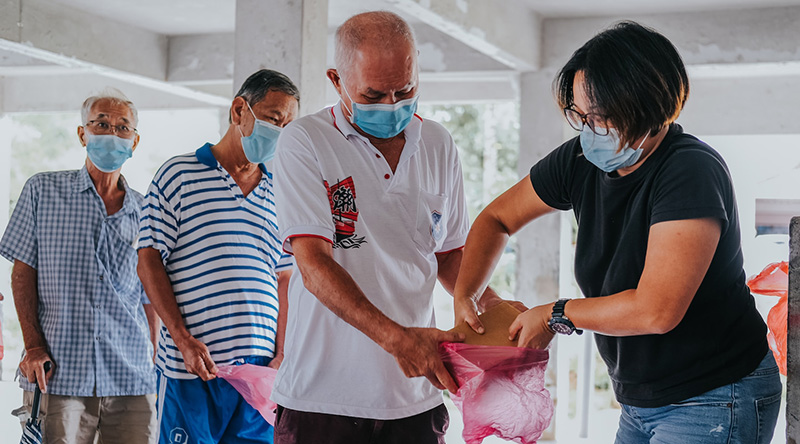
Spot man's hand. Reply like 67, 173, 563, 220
509, 304, 556, 349
385, 327, 465, 393
174, 335, 217, 381
19, 347, 54, 393
267, 352, 284, 370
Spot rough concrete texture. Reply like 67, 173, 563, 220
788, 217, 800, 442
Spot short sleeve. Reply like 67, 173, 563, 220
274, 124, 336, 254
650, 147, 730, 228
529, 138, 581, 211
275, 252, 294, 271
0, 177, 39, 268
138, 163, 181, 261
438, 135, 469, 253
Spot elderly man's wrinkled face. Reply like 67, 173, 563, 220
336, 41, 418, 112
79, 98, 139, 147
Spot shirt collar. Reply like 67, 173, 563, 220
330, 101, 423, 146
73, 166, 138, 215
73, 165, 94, 193
195, 142, 268, 174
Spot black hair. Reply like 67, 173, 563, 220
230, 69, 300, 123
555, 21, 689, 147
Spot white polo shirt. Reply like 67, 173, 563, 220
272, 103, 469, 419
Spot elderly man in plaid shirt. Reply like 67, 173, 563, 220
0, 88, 158, 444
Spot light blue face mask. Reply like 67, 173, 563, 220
85, 132, 134, 173
239, 101, 282, 164
342, 83, 419, 139
580, 127, 648, 173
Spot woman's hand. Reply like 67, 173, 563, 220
509, 304, 556, 349
454, 295, 484, 334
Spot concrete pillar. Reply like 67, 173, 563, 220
788, 217, 800, 443
234, 0, 328, 116
516, 69, 564, 307
518, 69, 567, 442
0, 78, 8, 379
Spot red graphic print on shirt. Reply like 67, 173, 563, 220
324, 177, 367, 249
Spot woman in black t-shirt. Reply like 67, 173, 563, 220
453, 21, 781, 443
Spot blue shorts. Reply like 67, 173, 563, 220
156, 356, 274, 444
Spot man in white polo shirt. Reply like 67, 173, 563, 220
272, 11, 517, 444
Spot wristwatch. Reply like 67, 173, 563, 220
548, 299, 583, 335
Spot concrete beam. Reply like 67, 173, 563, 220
0, 0, 229, 108
2, 74, 224, 113
680, 75, 800, 135
542, 6, 800, 69
386, 0, 541, 71
168, 33, 234, 85
1, 0, 168, 81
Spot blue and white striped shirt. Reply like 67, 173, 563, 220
0, 167, 155, 396
138, 143, 290, 379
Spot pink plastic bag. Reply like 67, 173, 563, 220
440, 342, 553, 444
747, 261, 788, 375
216, 364, 278, 425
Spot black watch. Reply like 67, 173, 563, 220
548, 299, 583, 335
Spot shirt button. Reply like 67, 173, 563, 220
95, 305, 101, 309
95, 336, 100, 341
384, 174, 390, 179
98, 275, 104, 281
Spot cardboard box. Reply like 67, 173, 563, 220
449, 301, 522, 347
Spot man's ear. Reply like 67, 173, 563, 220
326, 69, 341, 93
77, 126, 87, 147
131, 133, 141, 152
230, 96, 247, 126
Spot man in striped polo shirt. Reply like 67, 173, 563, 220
137, 69, 299, 444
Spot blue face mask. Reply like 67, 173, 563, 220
85, 132, 134, 173
239, 102, 282, 164
580, 127, 648, 173
342, 84, 419, 139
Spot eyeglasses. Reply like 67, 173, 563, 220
85, 120, 137, 138
563, 107, 610, 136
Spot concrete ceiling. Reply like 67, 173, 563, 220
45, 0, 800, 36
2, 0, 800, 113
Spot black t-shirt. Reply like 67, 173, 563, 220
530, 124, 768, 407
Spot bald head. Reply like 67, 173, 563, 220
334, 11, 416, 80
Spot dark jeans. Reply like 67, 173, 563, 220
273, 404, 449, 444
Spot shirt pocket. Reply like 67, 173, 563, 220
412, 190, 449, 254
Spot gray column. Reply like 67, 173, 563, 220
234, 0, 329, 115
516, 69, 564, 307
788, 217, 800, 443
518, 69, 567, 442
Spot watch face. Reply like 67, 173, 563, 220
549, 319, 574, 335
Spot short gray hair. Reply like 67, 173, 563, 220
81, 87, 138, 127
334, 11, 416, 80
230, 69, 300, 124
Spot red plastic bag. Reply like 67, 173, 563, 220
440, 342, 553, 444
216, 364, 278, 425
747, 261, 788, 375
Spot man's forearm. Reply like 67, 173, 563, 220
11, 260, 47, 350
137, 248, 191, 344
293, 239, 405, 352
273, 269, 291, 361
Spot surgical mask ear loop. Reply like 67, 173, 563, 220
237, 100, 258, 138
339, 78, 357, 122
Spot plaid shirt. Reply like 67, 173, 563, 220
0, 167, 156, 397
